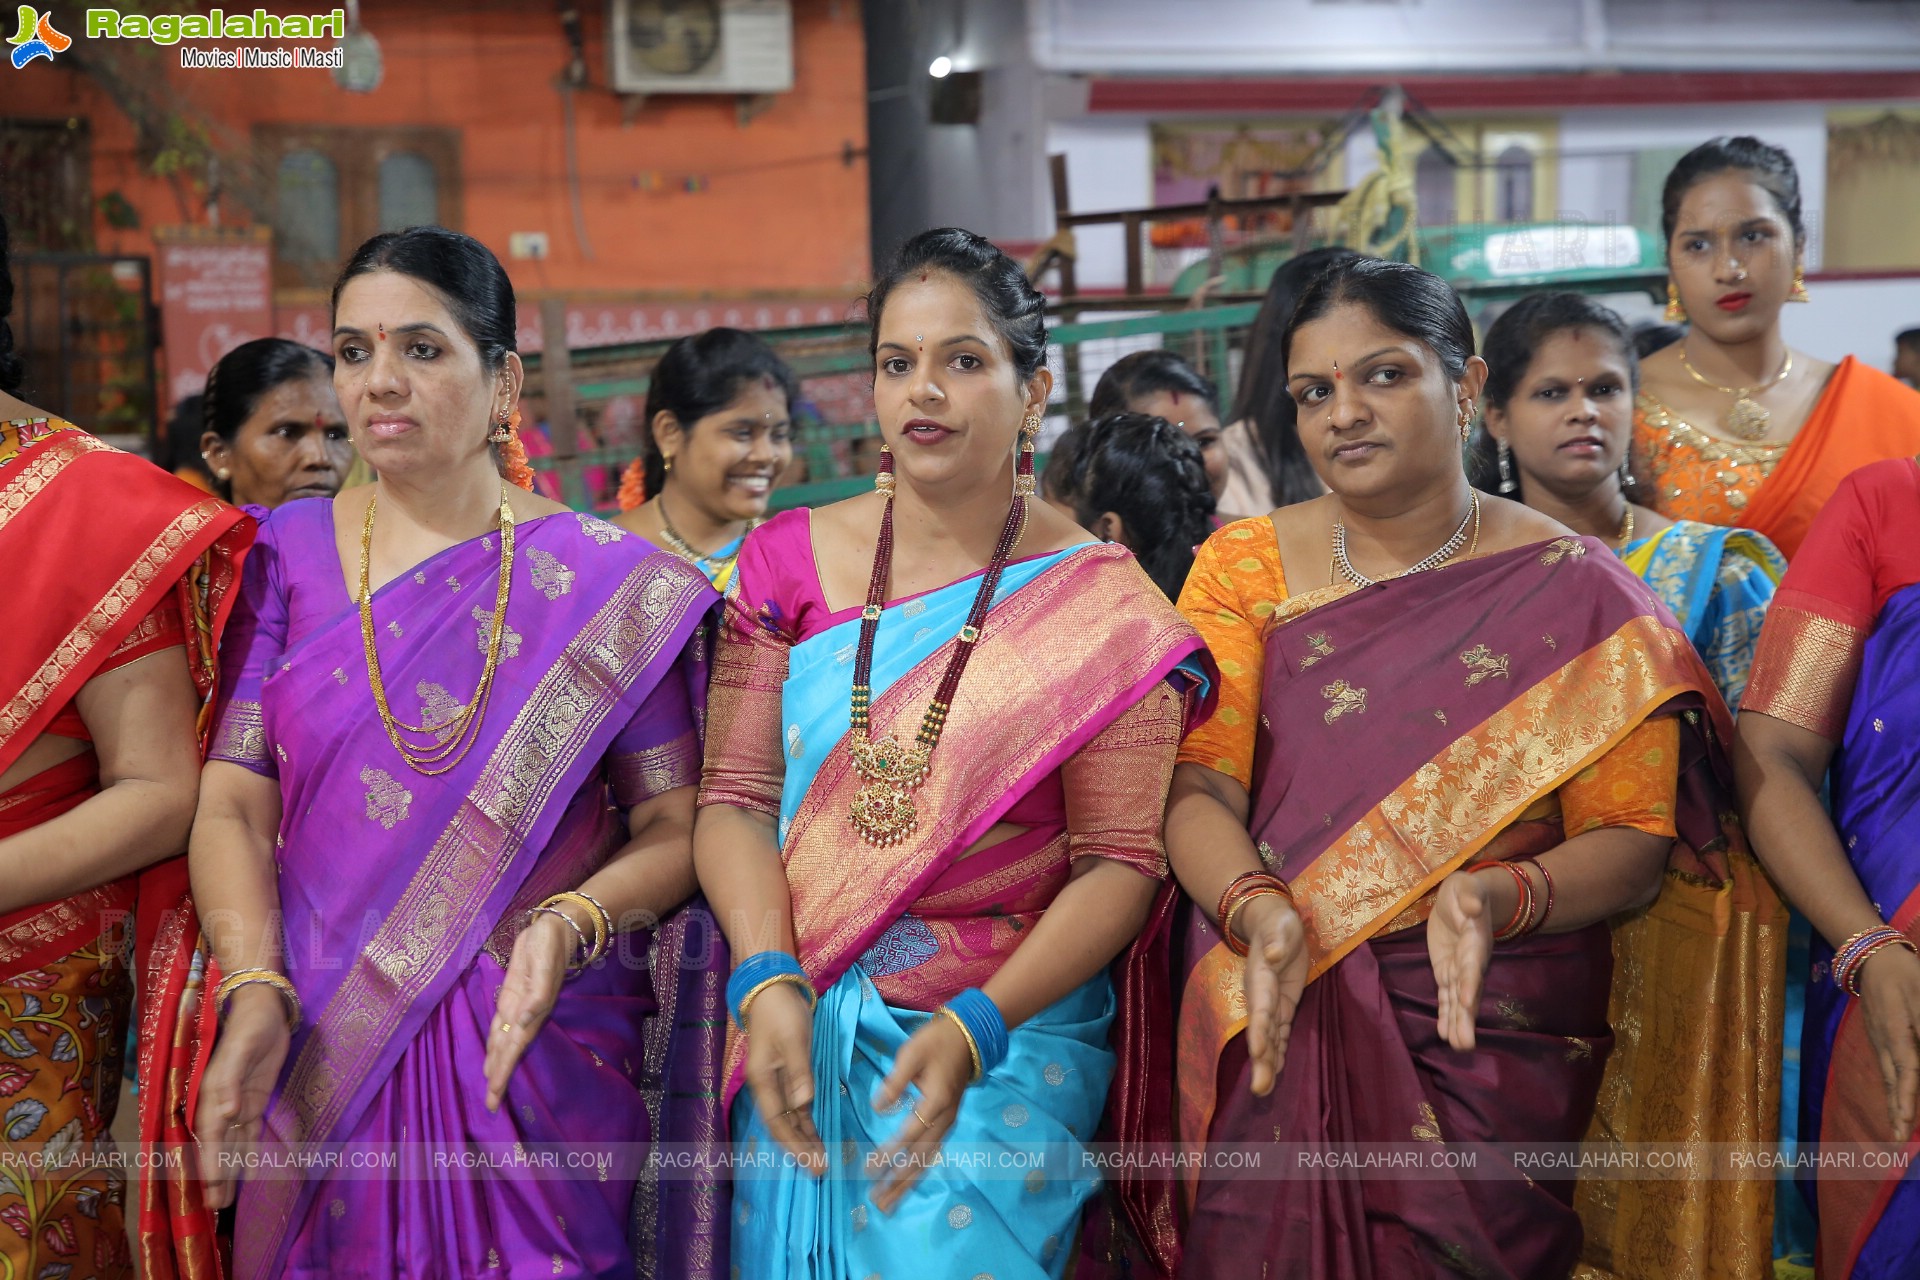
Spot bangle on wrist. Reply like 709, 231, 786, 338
937, 988, 1009, 1083
531, 906, 592, 971
727, 951, 815, 1029
214, 968, 303, 1032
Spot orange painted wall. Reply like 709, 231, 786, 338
12, 0, 870, 299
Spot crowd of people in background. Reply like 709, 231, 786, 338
3, 133, 1920, 1280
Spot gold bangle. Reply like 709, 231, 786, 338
1223, 886, 1290, 952
735, 972, 815, 1028
214, 968, 303, 1032
937, 1006, 985, 1082
540, 892, 608, 964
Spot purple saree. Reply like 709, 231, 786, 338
203, 500, 726, 1279
1177, 536, 1739, 1280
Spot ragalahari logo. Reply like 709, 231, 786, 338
9, 7, 71, 67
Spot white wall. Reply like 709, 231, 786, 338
1040, 119, 1154, 288
1030, 0, 1920, 72
1782, 278, 1920, 373
924, 0, 1048, 242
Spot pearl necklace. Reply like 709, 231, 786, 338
1332, 492, 1480, 588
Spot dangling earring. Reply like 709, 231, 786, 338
1457, 401, 1474, 445
1619, 461, 1636, 492
1013, 412, 1041, 499
1665, 280, 1687, 324
488, 410, 511, 444
663, 453, 675, 477
875, 446, 895, 498
1497, 439, 1517, 494
1789, 263, 1810, 303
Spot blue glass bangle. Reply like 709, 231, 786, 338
727, 951, 810, 1028
941, 988, 1009, 1078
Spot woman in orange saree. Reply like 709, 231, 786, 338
0, 215, 252, 1280
1169, 257, 1758, 1279
1632, 136, 1920, 561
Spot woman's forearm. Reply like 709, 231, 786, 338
1528, 826, 1671, 932
1736, 716, 1886, 947
574, 786, 699, 934
1164, 763, 1265, 929
190, 809, 287, 976
693, 803, 798, 960
981, 858, 1157, 1028
0, 773, 198, 913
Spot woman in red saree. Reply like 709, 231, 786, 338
0, 213, 252, 1280
1169, 257, 1757, 1278
1737, 457, 1920, 1280
1632, 136, 1920, 561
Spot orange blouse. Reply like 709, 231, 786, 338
1175, 516, 1679, 837
1632, 394, 1787, 527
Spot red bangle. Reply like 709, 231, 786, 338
1222, 886, 1290, 957
1216, 872, 1292, 956
1471, 861, 1532, 941
1528, 859, 1555, 934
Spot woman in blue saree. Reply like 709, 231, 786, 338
1739, 456, 1920, 1280
1474, 291, 1788, 1277
693, 229, 1209, 1278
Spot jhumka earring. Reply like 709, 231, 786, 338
875, 446, 895, 498
488, 410, 511, 444
1497, 440, 1517, 494
1788, 263, 1810, 304
1665, 281, 1687, 324
1013, 412, 1041, 498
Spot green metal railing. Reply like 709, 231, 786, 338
522, 303, 1262, 516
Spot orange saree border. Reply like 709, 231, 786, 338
1175, 612, 1704, 1159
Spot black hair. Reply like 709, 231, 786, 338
1088, 349, 1219, 422
1630, 320, 1686, 360
865, 227, 1048, 382
0, 210, 23, 394
1468, 292, 1637, 495
1070, 411, 1216, 601
203, 338, 335, 445
1283, 255, 1475, 382
162, 393, 213, 480
1040, 421, 1087, 503
640, 327, 800, 497
1661, 136, 1805, 248
1897, 327, 1920, 351
1235, 246, 1363, 508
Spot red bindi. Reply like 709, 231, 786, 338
377, 323, 386, 341
1169, 390, 1181, 405
919, 272, 929, 282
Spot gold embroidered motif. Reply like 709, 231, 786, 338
447, 576, 462, 593
212, 699, 269, 765
330, 1198, 345, 1218
488, 1249, 499, 1269
1540, 537, 1587, 565
361, 767, 413, 829
1256, 841, 1277, 868
1320, 679, 1368, 724
1413, 1102, 1443, 1143
1564, 1036, 1593, 1062
333, 667, 348, 684
416, 682, 466, 727
471, 605, 524, 659
413, 571, 426, 585
387, 620, 404, 638
1875, 718, 1885, 732
1460, 644, 1511, 687
1497, 997, 1536, 1029
1299, 632, 1335, 669
1434, 709, 1448, 725
576, 513, 626, 544
609, 730, 701, 806
528, 547, 576, 600
1543, 634, 1557, 650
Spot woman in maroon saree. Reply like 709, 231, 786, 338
1167, 257, 1755, 1278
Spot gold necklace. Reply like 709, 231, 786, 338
655, 493, 750, 580
1616, 503, 1636, 552
360, 483, 516, 776
1677, 345, 1793, 442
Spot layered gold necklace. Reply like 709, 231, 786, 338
359, 482, 516, 776
655, 493, 751, 582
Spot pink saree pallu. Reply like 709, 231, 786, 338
1177, 537, 1754, 1280
199, 501, 726, 1280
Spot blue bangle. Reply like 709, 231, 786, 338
941, 988, 1010, 1078
727, 951, 810, 1028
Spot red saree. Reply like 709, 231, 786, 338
0, 417, 250, 1280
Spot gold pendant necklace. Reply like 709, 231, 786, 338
655, 493, 750, 580
1678, 345, 1793, 442
360, 482, 516, 776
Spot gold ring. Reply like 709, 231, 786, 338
911, 1105, 932, 1129
497, 1022, 514, 1034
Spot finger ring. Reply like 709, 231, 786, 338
911, 1105, 932, 1129
497, 1022, 514, 1034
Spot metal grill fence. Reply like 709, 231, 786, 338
520, 303, 1262, 517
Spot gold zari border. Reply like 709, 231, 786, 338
1742, 603, 1865, 742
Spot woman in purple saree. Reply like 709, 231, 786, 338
1166, 258, 1759, 1279
186, 229, 728, 1279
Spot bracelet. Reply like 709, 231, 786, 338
939, 988, 1009, 1082
937, 1006, 985, 1081
1223, 887, 1292, 958
214, 968, 303, 1032
1832, 926, 1918, 997
531, 906, 591, 970
1528, 860, 1555, 934
575, 891, 615, 945
540, 892, 609, 965
1471, 861, 1534, 942
727, 951, 815, 1028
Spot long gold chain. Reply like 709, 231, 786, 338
359, 482, 516, 776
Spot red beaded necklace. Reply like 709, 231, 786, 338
847, 462, 1029, 846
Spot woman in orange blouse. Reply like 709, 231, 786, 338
1633, 136, 1920, 560
1168, 255, 1766, 1279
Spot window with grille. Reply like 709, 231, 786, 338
256, 126, 461, 288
